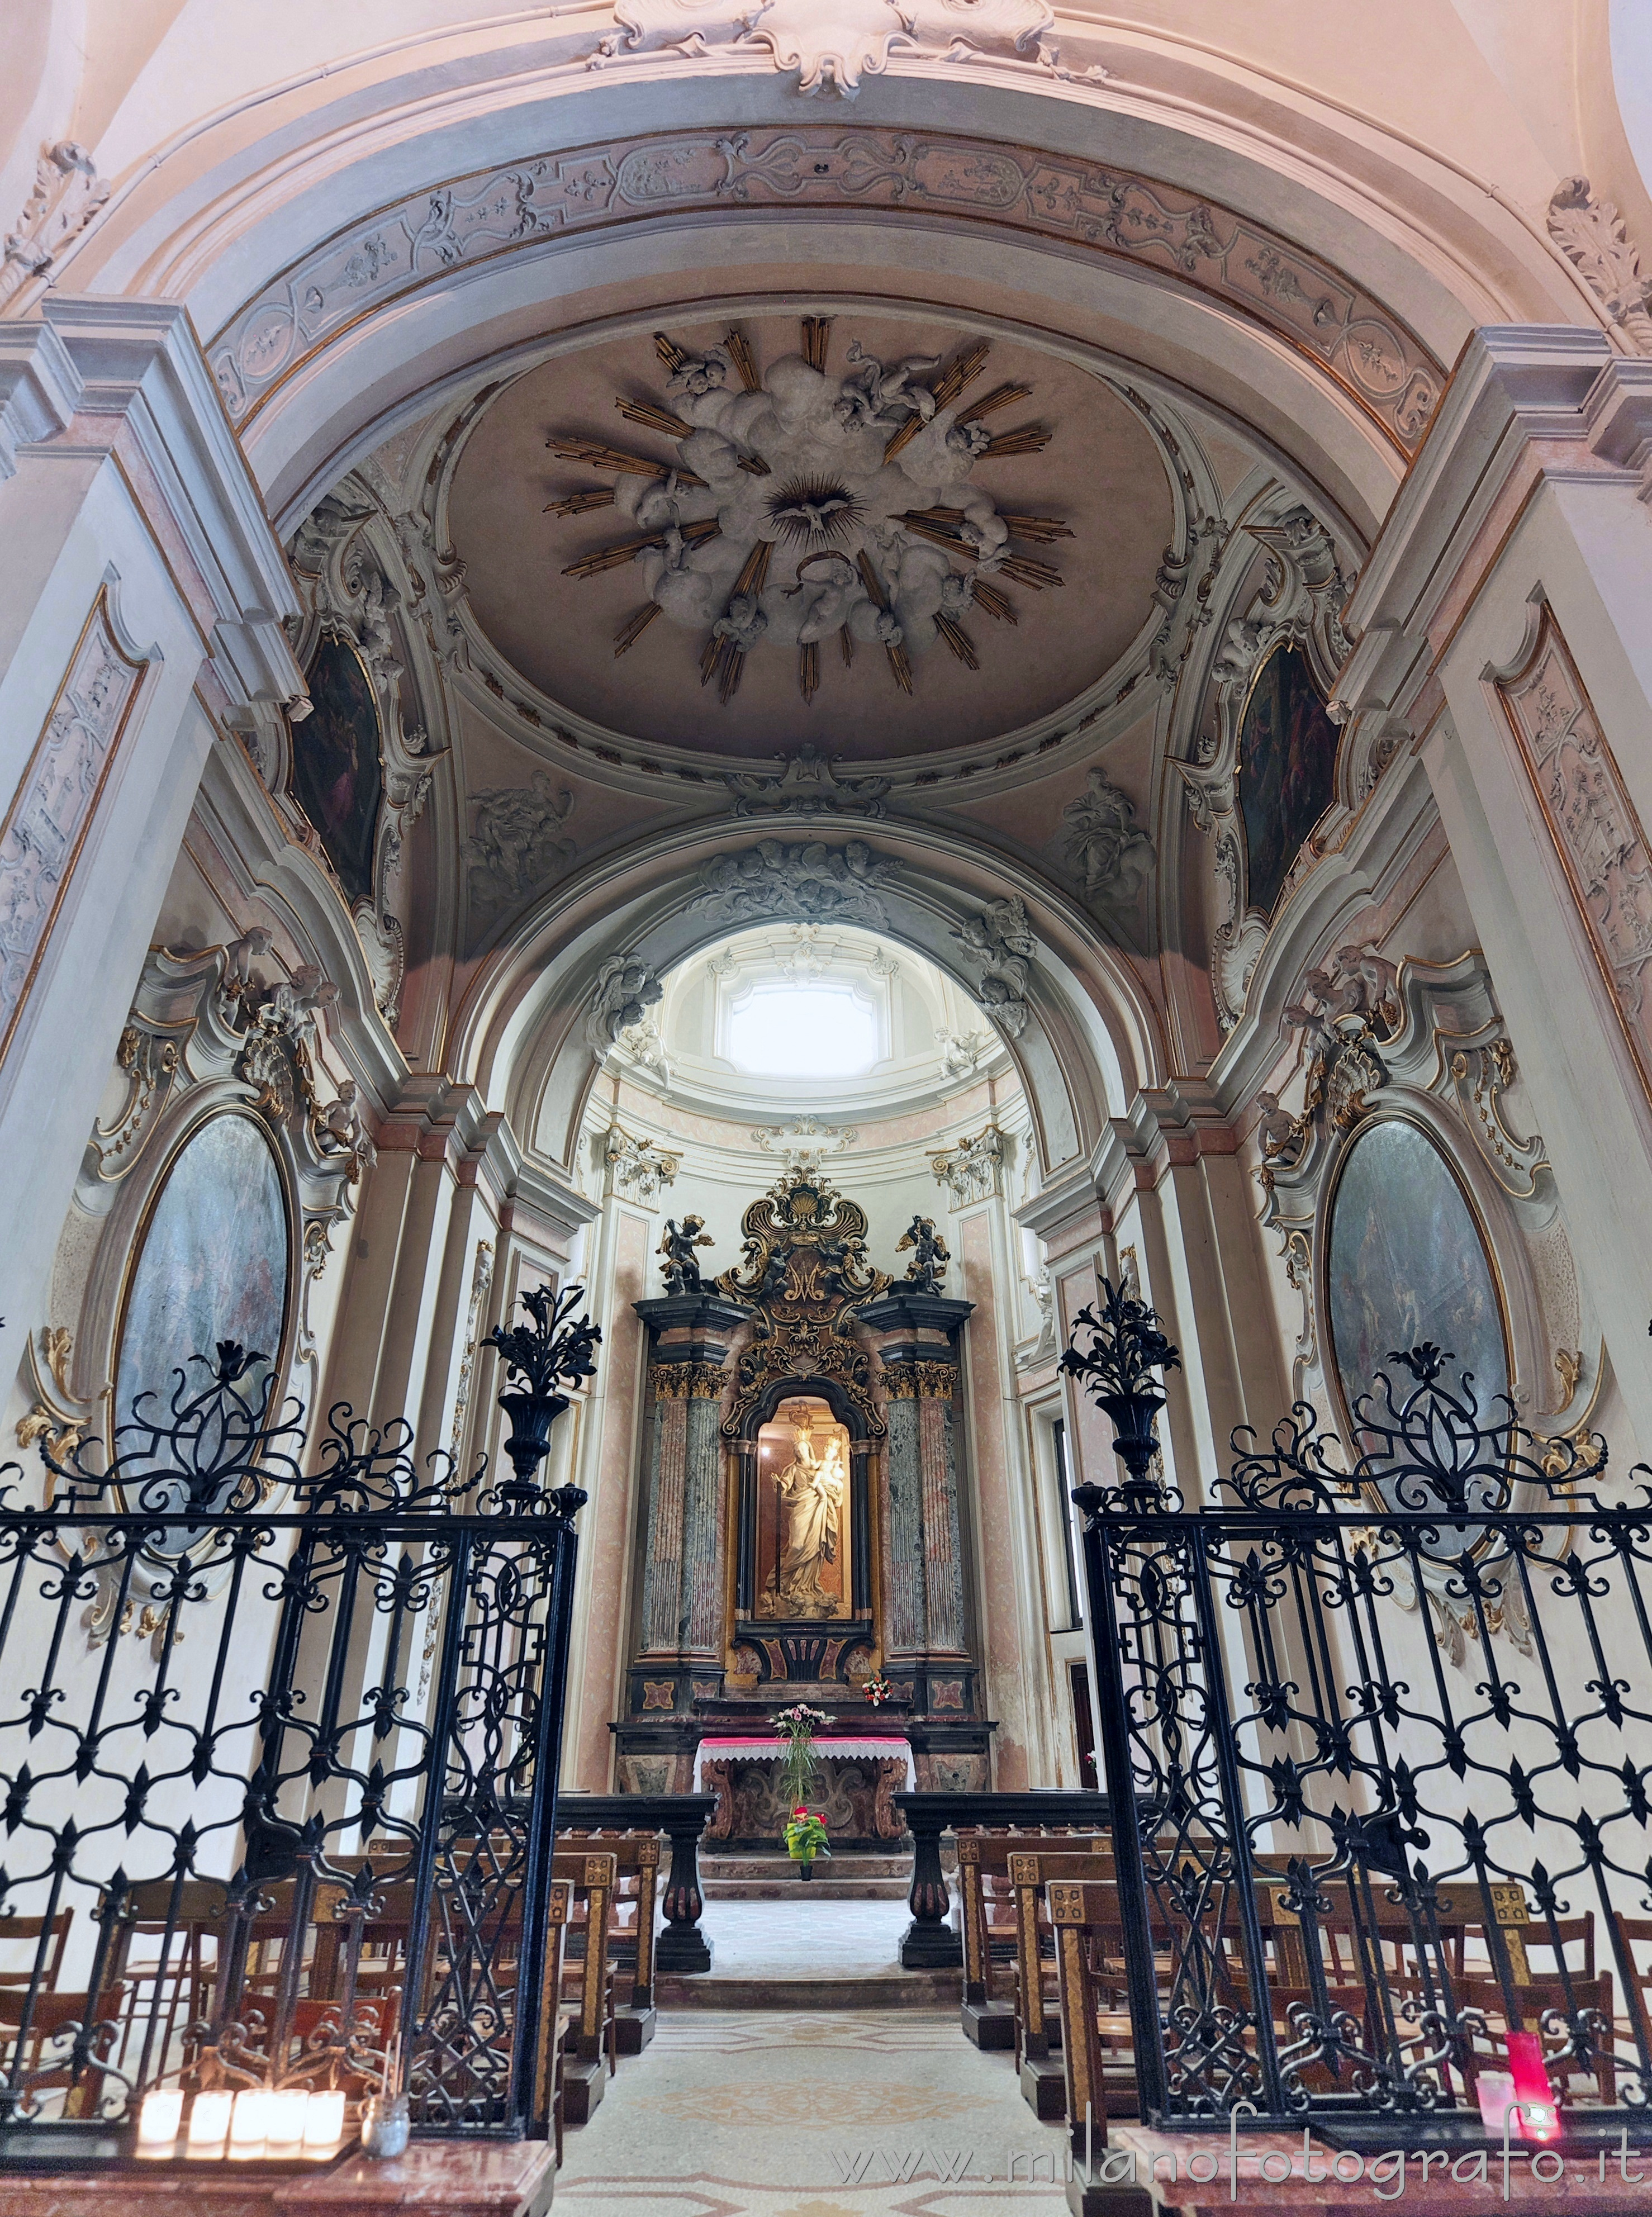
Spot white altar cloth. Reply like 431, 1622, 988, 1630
692, 1734, 914, 1792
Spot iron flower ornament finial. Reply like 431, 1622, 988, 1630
485, 1282, 601, 1507
1061, 1276, 1181, 1498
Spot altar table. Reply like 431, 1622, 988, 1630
694, 1734, 914, 1841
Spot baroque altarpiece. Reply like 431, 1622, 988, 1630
614, 1172, 992, 1839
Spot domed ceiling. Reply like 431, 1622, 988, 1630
446, 312, 1172, 763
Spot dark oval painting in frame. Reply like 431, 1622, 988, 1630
115, 1113, 291, 1427
292, 633, 383, 906
1326, 1116, 1508, 1440
1237, 643, 1340, 920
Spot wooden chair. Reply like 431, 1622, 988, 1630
0, 1983, 129, 2119
0, 1909, 73, 1993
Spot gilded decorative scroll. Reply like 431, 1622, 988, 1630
1493, 602, 1652, 1107
0, 591, 145, 1065
208, 129, 1441, 454
717, 1171, 890, 1437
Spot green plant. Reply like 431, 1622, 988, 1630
784, 1807, 831, 1860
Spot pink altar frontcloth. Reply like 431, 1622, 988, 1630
692, 1734, 914, 1791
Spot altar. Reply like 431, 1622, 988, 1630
694, 1733, 914, 1846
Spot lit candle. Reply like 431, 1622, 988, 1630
1504, 2031, 1560, 2139
186, 2088, 234, 2150
303, 2088, 346, 2151
228, 2087, 273, 2157
136, 2088, 183, 2149
266, 2088, 310, 2154
1474, 2069, 1516, 2135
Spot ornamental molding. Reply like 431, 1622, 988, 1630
1057, 769, 1155, 910
0, 143, 109, 315
587, 953, 666, 1058
1176, 504, 1355, 1032
725, 746, 891, 819
948, 895, 1036, 1037
207, 127, 1442, 458
590, 0, 1053, 94
1490, 595, 1652, 1108
929, 1122, 1005, 1206
0, 588, 146, 1067
751, 1115, 859, 1177
1547, 177, 1652, 354
284, 488, 448, 1028
691, 837, 899, 927
603, 1121, 682, 1203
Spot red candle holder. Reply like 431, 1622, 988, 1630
1504, 2030, 1559, 2139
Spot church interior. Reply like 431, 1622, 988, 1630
8, 5, 1652, 2213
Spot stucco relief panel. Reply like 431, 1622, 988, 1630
208, 128, 1441, 455
0, 592, 145, 1065
1493, 601, 1652, 1109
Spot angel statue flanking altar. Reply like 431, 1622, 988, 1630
658, 1214, 713, 1292
764, 1421, 847, 1618
897, 1213, 950, 1294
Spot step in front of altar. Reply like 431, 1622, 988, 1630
656, 1963, 963, 2009
700, 1848, 912, 1900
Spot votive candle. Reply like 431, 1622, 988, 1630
303, 2088, 346, 2150
228, 2088, 273, 2157
186, 2088, 234, 2149
266, 2088, 310, 2153
136, 2088, 183, 2148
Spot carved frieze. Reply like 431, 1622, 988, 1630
208, 130, 1441, 457
0, 142, 109, 312
692, 838, 898, 928
1492, 599, 1652, 1108
1547, 177, 1652, 354
725, 747, 891, 819
0, 591, 145, 1065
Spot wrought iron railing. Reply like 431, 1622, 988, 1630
0, 1283, 597, 2152
1066, 1295, 1652, 2147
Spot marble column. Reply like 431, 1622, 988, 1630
626, 1294, 748, 1727
917, 1385, 965, 1654
882, 1387, 928, 1655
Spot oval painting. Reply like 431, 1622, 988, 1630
1326, 1117, 1508, 1435
115, 1113, 290, 1427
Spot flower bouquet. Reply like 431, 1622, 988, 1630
772, 1701, 831, 1808
784, 1806, 832, 1879
861, 1672, 893, 1708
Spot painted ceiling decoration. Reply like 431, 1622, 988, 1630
207, 127, 1442, 455
548, 319, 1068, 706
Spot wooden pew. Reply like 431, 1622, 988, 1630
955, 1832, 1108, 2049
1048, 1878, 1138, 2150
557, 1829, 661, 2055
1009, 1847, 1116, 2118
553, 1849, 617, 2126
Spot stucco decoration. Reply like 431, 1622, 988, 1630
1059, 770, 1155, 907
1178, 504, 1352, 1031
692, 838, 898, 927
462, 771, 576, 919
725, 746, 890, 818
1491, 596, 1652, 1107
590, 0, 1052, 93
930, 1123, 1004, 1206
0, 589, 146, 1067
751, 1116, 858, 1177
208, 128, 1441, 458
1254, 950, 1579, 1664
286, 486, 443, 1028
1547, 177, 1652, 354
949, 894, 1036, 1037
603, 1122, 681, 1202
545, 321, 1071, 708
27, 938, 365, 1501
587, 955, 666, 1058
0, 143, 109, 313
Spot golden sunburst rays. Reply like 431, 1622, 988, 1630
857, 550, 913, 695
701, 542, 773, 705
614, 603, 663, 657
561, 516, 721, 580
882, 338, 990, 462
547, 327, 1065, 697
896, 509, 1066, 592
543, 487, 615, 517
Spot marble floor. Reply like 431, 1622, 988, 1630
695, 1897, 917, 1978
554, 2009, 1070, 2217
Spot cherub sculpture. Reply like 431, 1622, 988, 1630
658, 1215, 713, 1294
897, 1214, 950, 1295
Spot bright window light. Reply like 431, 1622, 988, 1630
725, 982, 879, 1076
